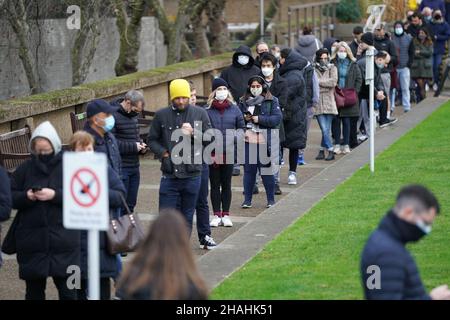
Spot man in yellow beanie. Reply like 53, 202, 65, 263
148, 78, 212, 234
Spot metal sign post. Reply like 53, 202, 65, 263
260, 0, 265, 41
366, 47, 375, 173
63, 152, 109, 300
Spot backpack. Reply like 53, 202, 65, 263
300, 63, 315, 108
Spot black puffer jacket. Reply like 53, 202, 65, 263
220, 46, 261, 101
361, 210, 431, 300
373, 34, 398, 73
279, 50, 308, 150
265, 71, 288, 143
11, 153, 80, 280
111, 98, 140, 168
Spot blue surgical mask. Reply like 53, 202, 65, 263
416, 219, 432, 235
424, 16, 432, 22
102, 115, 115, 132
376, 63, 385, 69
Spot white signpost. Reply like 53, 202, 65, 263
364, 4, 386, 173
63, 152, 109, 300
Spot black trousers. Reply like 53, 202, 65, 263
209, 164, 234, 214
76, 278, 111, 300
349, 117, 359, 148
288, 148, 299, 173
25, 277, 77, 300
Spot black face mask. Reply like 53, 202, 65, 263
129, 110, 140, 117
391, 212, 426, 243
38, 153, 54, 164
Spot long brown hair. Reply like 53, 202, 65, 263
117, 210, 208, 299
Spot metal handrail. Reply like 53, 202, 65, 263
288, 0, 340, 11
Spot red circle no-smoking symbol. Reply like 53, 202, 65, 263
70, 168, 101, 208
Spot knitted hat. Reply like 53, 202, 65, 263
169, 79, 191, 100
361, 32, 374, 46
212, 78, 229, 91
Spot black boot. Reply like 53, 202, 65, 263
325, 150, 335, 161
274, 184, 282, 195
315, 150, 325, 160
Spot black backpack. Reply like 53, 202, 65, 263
300, 63, 315, 108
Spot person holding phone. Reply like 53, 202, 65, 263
148, 79, 212, 234
9, 121, 80, 300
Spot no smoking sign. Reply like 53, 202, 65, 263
63, 152, 109, 231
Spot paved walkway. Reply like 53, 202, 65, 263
0, 93, 448, 299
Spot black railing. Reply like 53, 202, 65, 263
287, 0, 340, 47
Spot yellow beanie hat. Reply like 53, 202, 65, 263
170, 79, 191, 101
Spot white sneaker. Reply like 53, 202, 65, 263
210, 215, 222, 227
343, 145, 351, 154
287, 171, 297, 185
221, 215, 233, 227
425, 83, 430, 92
433, 83, 438, 91
333, 145, 342, 155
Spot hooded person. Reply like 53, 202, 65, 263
220, 45, 261, 102
9, 121, 81, 300
430, 10, 450, 87
278, 48, 308, 185
294, 26, 323, 63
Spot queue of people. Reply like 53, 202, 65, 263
0, 7, 447, 300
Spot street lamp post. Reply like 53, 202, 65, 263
260, 0, 264, 41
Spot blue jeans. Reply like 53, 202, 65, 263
243, 143, 275, 204
316, 114, 334, 150
121, 166, 140, 215
397, 67, 411, 111
433, 54, 444, 85
159, 175, 201, 234
195, 164, 211, 240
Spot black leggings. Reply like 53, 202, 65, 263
25, 277, 77, 300
209, 164, 234, 214
289, 148, 299, 172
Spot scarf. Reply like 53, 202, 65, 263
337, 58, 350, 88
211, 99, 230, 114
315, 62, 329, 73
245, 95, 265, 107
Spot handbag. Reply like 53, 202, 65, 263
335, 87, 358, 109
1, 213, 19, 255
106, 194, 145, 255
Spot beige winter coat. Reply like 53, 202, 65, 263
313, 65, 338, 116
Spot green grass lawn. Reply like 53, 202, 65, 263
212, 101, 450, 300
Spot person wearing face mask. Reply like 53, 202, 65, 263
110, 90, 146, 217
270, 44, 282, 68
392, 21, 415, 113
205, 78, 245, 228
411, 28, 434, 102
407, 12, 435, 38
84, 99, 122, 178
260, 53, 288, 195
69, 131, 126, 300
430, 10, 450, 90
420, 0, 446, 17
278, 48, 308, 186
254, 41, 270, 67
8, 121, 80, 300
221, 45, 260, 177
373, 23, 398, 79
361, 184, 450, 300
148, 79, 212, 234
239, 76, 282, 209
329, 43, 363, 155
422, 6, 434, 24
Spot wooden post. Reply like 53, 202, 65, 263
312, 6, 316, 37
296, 9, 300, 42
319, 5, 323, 42
288, 8, 292, 47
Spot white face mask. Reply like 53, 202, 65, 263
215, 89, 228, 101
337, 52, 347, 60
250, 87, 263, 97
416, 219, 432, 234
274, 52, 281, 59
261, 67, 274, 77
395, 28, 404, 36
237, 55, 250, 66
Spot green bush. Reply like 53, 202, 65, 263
336, 0, 362, 23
